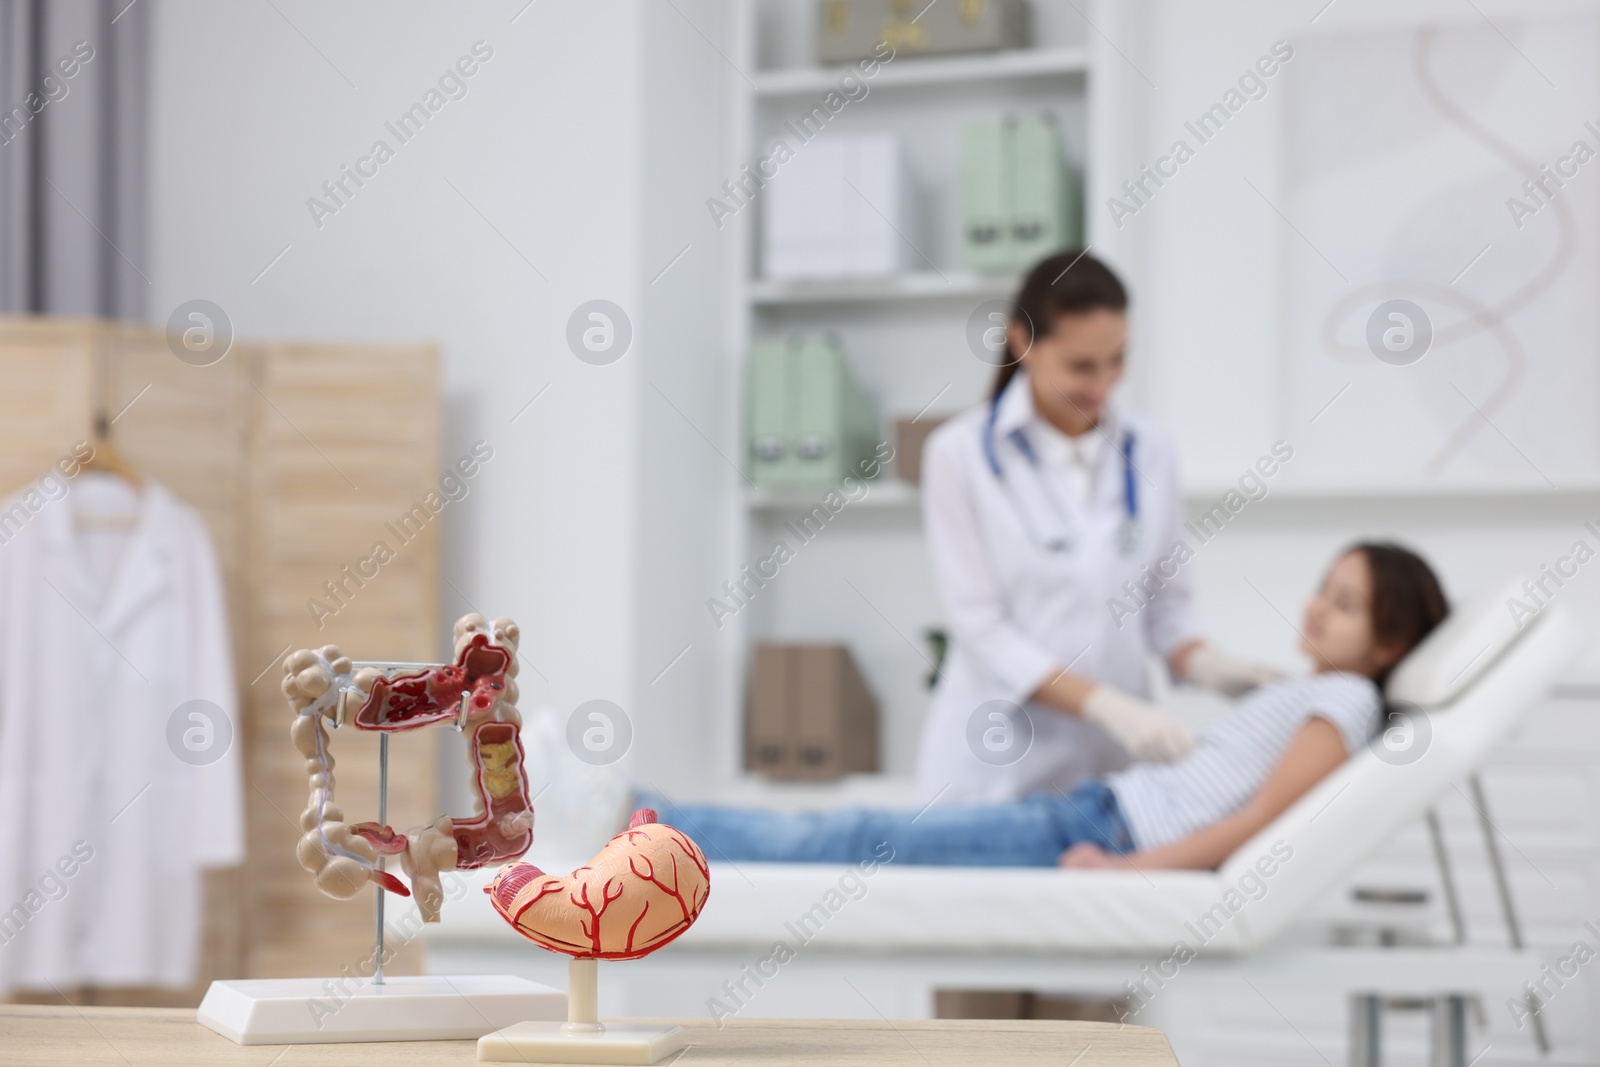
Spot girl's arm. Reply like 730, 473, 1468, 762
1062, 715, 1350, 870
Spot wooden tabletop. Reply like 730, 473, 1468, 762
0, 1005, 1178, 1065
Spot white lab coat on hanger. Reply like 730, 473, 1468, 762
915, 374, 1199, 805
0, 473, 242, 994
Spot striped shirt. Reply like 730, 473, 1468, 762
1107, 672, 1382, 851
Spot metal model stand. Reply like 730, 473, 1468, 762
198, 660, 566, 1045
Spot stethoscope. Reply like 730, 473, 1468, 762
983, 392, 1141, 556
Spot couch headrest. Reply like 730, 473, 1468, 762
1385, 575, 1536, 708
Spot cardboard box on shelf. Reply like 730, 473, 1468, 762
892, 414, 950, 484
746, 643, 793, 776
815, 0, 1030, 64
745, 643, 879, 780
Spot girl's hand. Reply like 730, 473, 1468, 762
1059, 842, 1125, 868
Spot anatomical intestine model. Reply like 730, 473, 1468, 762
283, 613, 535, 922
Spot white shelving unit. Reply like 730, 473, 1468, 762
711, 0, 1117, 801
750, 44, 1089, 96
746, 480, 920, 512
748, 270, 1018, 307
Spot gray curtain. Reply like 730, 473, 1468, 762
0, 0, 148, 319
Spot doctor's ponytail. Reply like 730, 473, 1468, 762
993, 249, 1129, 399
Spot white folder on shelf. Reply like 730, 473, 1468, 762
764, 135, 909, 281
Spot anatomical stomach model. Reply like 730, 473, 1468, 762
484, 807, 710, 960
478, 810, 710, 1062
282, 613, 536, 922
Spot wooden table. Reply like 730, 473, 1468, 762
0, 1005, 1179, 1065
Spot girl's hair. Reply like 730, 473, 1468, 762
1346, 541, 1449, 687
992, 249, 1129, 399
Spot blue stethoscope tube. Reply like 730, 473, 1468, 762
983, 390, 1139, 554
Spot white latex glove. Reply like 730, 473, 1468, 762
1080, 685, 1194, 762
1184, 644, 1286, 699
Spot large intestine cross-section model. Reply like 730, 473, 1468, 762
283, 614, 535, 922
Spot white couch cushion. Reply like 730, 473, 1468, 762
431, 861, 1245, 955
1386, 576, 1532, 708
683, 863, 1243, 954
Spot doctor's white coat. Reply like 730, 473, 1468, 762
0, 474, 243, 994
915, 381, 1199, 805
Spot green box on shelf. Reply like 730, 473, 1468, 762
962, 114, 1083, 274
1010, 113, 1082, 264
747, 334, 880, 490
748, 336, 799, 487
961, 118, 1012, 274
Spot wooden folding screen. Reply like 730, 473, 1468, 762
0, 317, 440, 1001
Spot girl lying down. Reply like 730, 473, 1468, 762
638, 542, 1447, 871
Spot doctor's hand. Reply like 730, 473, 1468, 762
1183, 644, 1286, 699
1080, 685, 1194, 763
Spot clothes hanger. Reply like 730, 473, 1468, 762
74, 412, 143, 530
79, 412, 143, 486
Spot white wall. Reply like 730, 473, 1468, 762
1101, 2, 1600, 1060
147, 1, 729, 805
630, 0, 735, 792
1094, 0, 1600, 682
1112, 0, 1600, 493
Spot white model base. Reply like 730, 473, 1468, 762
477, 1021, 690, 1064
197, 974, 566, 1045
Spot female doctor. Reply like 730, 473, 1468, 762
915, 250, 1278, 805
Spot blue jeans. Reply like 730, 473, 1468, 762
631, 780, 1134, 868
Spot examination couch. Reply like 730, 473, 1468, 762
428, 579, 1583, 1065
